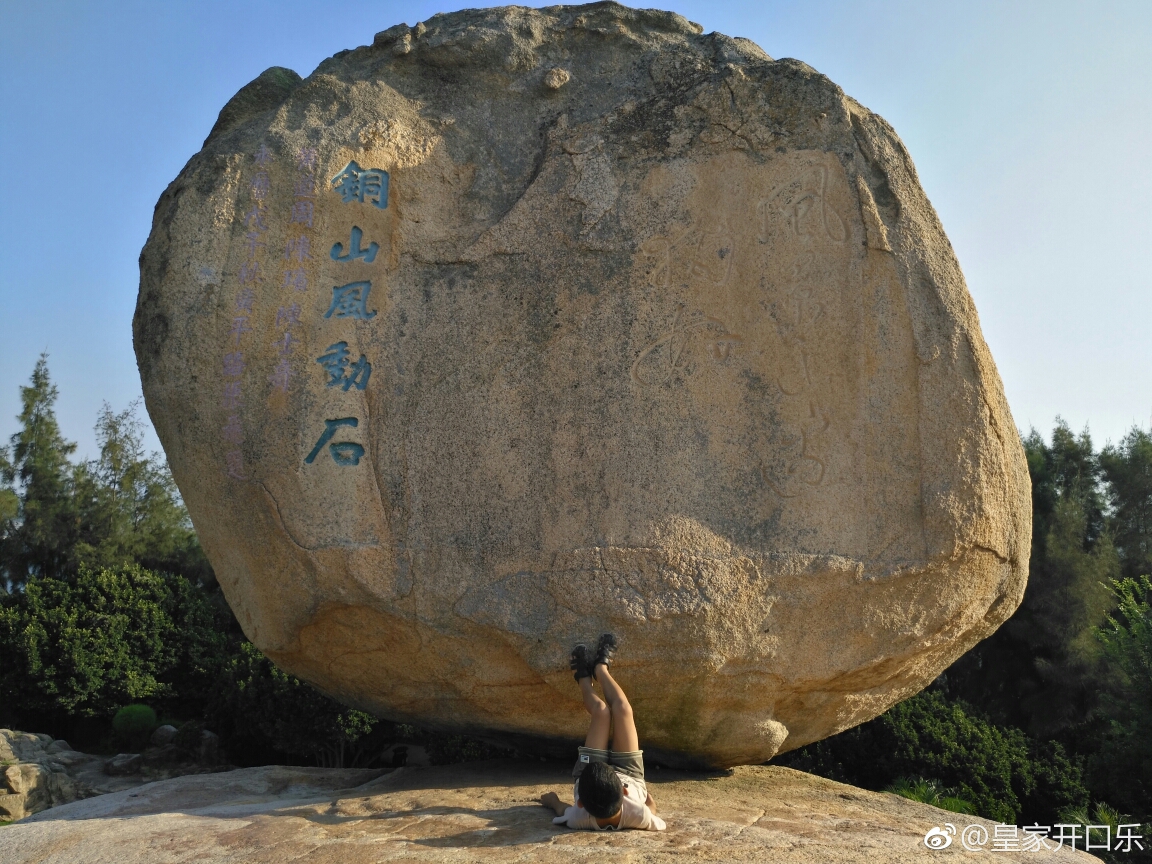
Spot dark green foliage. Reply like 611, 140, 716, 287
424, 733, 511, 766
1088, 576, 1152, 817
1100, 429, 1152, 580
0, 565, 230, 734
201, 642, 511, 768
171, 720, 206, 758
777, 690, 1089, 824
112, 704, 158, 748
1060, 803, 1152, 864
0, 561, 503, 768
946, 421, 1118, 738
205, 641, 385, 768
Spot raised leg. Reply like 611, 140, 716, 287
579, 675, 612, 750
595, 664, 639, 753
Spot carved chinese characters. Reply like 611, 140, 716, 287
217, 146, 388, 474
220, 145, 276, 480
300, 162, 388, 467
623, 151, 915, 552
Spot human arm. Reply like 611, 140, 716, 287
645, 789, 657, 813
539, 791, 570, 816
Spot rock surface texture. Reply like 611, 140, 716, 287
134, 3, 1030, 767
1, 762, 1099, 863
0, 729, 225, 821
0, 732, 78, 822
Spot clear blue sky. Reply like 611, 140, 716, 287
2, 0, 1149, 462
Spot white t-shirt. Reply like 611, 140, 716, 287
553, 773, 667, 831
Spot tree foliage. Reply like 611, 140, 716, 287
0, 355, 80, 585
1100, 429, 1152, 580
0, 357, 210, 590
778, 690, 1088, 824
71, 402, 212, 583
205, 641, 386, 768
1088, 575, 1152, 816
0, 565, 230, 732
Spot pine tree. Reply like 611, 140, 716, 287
1100, 428, 1152, 580
72, 402, 212, 582
0, 355, 81, 588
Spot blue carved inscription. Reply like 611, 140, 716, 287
304, 417, 364, 466
330, 226, 379, 264
325, 281, 377, 320
316, 341, 371, 391
331, 161, 389, 209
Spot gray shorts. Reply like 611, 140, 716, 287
572, 745, 645, 781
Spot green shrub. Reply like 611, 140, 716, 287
1058, 803, 1152, 864
205, 641, 384, 767
0, 565, 231, 735
425, 733, 511, 766
777, 690, 1088, 824
112, 704, 156, 747
885, 776, 976, 814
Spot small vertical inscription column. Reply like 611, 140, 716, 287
222, 144, 274, 480
269, 146, 319, 397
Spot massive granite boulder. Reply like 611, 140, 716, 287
134, 2, 1029, 767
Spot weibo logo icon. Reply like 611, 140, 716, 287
924, 824, 956, 849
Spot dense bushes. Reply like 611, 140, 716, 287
778, 690, 1088, 823
112, 704, 158, 749
205, 641, 382, 767
0, 565, 228, 734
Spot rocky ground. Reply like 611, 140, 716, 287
0, 728, 224, 822
0, 758, 1100, 862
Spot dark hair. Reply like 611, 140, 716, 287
578, 761, 624, 818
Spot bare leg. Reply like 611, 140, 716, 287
594, 664, 639, 753
580, 676, 612, 750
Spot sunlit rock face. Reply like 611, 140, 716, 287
134, 2, 1029, 768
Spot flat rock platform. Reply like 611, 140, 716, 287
1, 760, 1099, 862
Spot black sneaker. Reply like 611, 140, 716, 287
570, 643, 593, 681
593, 632, 618, 672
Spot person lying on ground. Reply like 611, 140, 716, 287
539, 633, 666, 831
